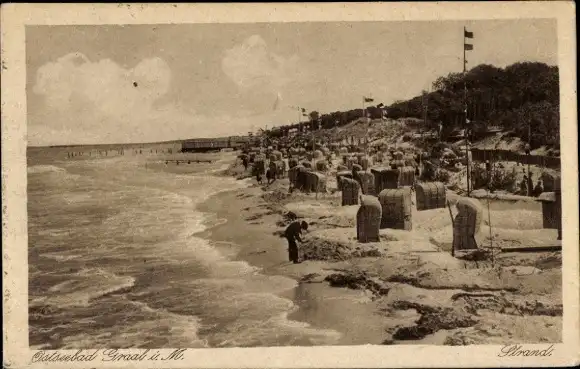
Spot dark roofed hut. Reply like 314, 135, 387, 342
336, 171, 353, 189
304, 172, 327, 194
356, 171, 376, 196
452, 197, 483, 251
416, 182, 446, 210
378, 188, 412, 230
341, 178, 360, 206
371, 167, 398, 193
537, 191, 562, 240
356, 195, 382, 243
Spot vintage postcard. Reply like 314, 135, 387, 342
2, 2, 578, 368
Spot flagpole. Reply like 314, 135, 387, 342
298, 107, 301, 126
363, 96, 370, 157
311, 113, 315, 163
463, 26, 471, 197
422, 90, 427, 139
365, 102, 369, 158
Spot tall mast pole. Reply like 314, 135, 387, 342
362, 96, 365, 121
363, 96, 370, 156
298, 107, 301, 125
527, 122, 531, 196
464, 26, 471, 197
423, 90, 428, 139
363, 96, 367, 156
297, 107, 301, 149
311, 112, 315, 163
361, 97, 365, 153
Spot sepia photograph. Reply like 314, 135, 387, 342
2, 2, 578, 368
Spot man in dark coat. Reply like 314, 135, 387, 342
532, 179, 544, 197
284, 220, 308, 264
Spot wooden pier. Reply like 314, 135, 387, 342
163, 159, 214, 165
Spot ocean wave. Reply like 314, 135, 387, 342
210, 260, 262, 277
30, 343, 54, 350
100, 207, 207, 247
36, 228, 72, 238
271, 311, 343, 345
28, 157, 340, 348
186, 274, 297, 295
28, 165, 66, 174
30, 268, 136, 308
202, 161, 237, 174
201, 214, 229, 230
210, 310, 342, 347
39, 251, 80, 262
58, 298, 208, 349
61, 193, 95, 204
174, 173, 250, 196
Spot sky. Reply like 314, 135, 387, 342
26, 19, 558, 146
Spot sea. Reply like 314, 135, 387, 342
27, 146, 342, 349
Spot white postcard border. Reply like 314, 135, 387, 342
2, 2, 578, 368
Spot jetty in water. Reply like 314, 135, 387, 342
181, 136, 250, 153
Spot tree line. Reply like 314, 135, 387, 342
265, 62, 559, 149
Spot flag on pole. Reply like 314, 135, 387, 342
273, 92, 282, 110
464, 43, 473, 51
464, 30, 474, 38
363, 96, 374, 103
301, 108, 306, 113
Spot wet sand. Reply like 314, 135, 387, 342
195, 165, 562, 346
196, 184, 389, 345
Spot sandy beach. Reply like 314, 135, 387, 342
196, 161, 563, 346
197, 184, 392, 345
26, 146, 562, 348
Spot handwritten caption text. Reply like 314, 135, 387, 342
32, 349, 187, 363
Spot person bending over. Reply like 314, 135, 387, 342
284, 220, 308, 264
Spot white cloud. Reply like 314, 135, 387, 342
221, 35, 298, 92
29, 49, 300, 146
29, 53, 210, 145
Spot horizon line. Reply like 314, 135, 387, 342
27, 136, 249, 149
